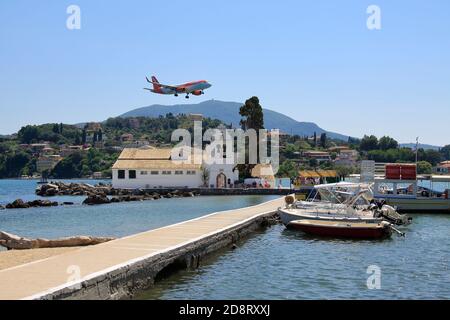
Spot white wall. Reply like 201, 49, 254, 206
112, 169, 202, 189
207, 164, 239, 188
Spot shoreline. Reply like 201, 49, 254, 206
0, 196, 284, 300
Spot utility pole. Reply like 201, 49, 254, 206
415, 137, 419, 164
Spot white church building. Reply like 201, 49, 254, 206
112, 147, 239, 189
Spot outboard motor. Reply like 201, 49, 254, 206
380, 204, 411, 225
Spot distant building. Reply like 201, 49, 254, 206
188, 113, 203, 122
30, 143, 50, 154
121, 133, 134, 142
123, 140, 150, 148
60, 145, 84, 157
92, 172, 103, 179
334, 149, 359, 167
434, 161, 450, 174
36, 155, 62, 173
328, 146, 351, 152
112, 147, 239, 189
302, 151, 331, 163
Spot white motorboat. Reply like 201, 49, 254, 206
280, 182, 411, 226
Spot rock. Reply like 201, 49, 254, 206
0, 231, 115, 250
182, 191, 194, 197
44, 188, 58, 196
82, 195, 111, 205
0, 205, 5, 210
62, 202, 74, 205
110, 197, 121, 203
6, 199, 30, 209
132, 189, 144, 196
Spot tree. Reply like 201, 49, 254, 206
239, 96, 264, 131
335, 165, 354, 180
417, 161, 432, 174
378, 136, 398, 151
422, 149, 443, 166
238, 96, 265, 177
17, 125, 40, 144
277, 160, 297, 178
360, 135, 379, 151
313, 132, 317, 147
440, 145, 450, 160
320, 133, 327, 148
51, 153, 84, 178
200, 166, 210, 187
60, 123, 63, 134
309, 158, 318, 168
74, 133, 81, 145
52, 124, 59, 134
98, 129, 103, 142
2, 152, 31, 177
82, 129, 87, 144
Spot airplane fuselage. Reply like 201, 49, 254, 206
152, 81, 211, 95
145, 76, 212, 98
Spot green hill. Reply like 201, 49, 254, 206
120, 100, 350, 141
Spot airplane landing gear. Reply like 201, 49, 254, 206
174, 93, 178, 97
201, 91, 204, 95
185, 94, 190, 99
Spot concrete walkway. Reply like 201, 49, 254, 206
0, 196, 284, 300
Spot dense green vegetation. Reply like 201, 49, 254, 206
103, 113, 224, 146
17, 123, 82, 145
0, 114, 228, 179
51, 149, 119, 179
275, 133, 450, 180
0, 109, 449, 180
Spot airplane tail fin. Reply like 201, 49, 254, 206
151, 76, 160, 90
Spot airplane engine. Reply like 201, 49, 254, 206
192, 90, 202, 96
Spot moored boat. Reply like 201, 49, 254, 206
286, 219, 394, 239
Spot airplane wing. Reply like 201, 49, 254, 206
146, 77, 180, 91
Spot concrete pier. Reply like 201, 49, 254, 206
0, 196, 285, 300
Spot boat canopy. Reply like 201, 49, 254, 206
431, 175, 450, 183
314, 182, 372, 189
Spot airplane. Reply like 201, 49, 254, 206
144, 76, 212, 99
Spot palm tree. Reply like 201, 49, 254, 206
201, 166, 210, 187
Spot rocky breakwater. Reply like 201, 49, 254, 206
5, 199, 59, 209
83, 189, 197, 206
35, 182, 113, 197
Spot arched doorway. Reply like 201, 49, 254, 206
216, 173, 227, 188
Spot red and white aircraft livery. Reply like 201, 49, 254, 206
144, 76, 212, 99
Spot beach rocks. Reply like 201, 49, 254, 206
36, 181, 115, 197
6, 199, 30, 209
5, 199, 59, 209
0, 205, 5, 210
82, 195, 111, 205
28, 200, 59, 207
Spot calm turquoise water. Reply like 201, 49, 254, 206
2, 180, 450, 299
0, 179, 278, 240
139, 216, 450, 300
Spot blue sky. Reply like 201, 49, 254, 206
1, 0, 449, 145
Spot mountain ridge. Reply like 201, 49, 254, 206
119, 99, 350, 141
